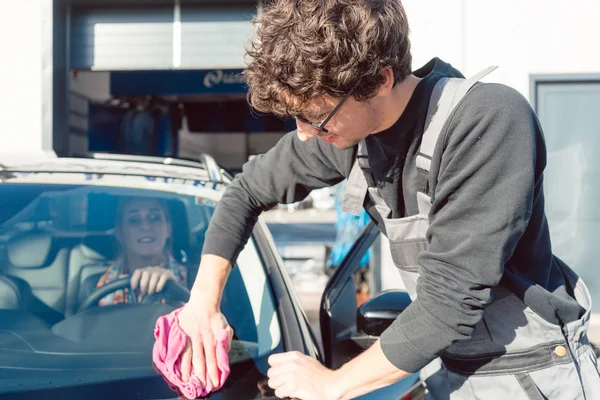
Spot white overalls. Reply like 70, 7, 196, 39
342, 67, 600, 399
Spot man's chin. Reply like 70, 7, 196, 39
332, 139, 360, 150
317, 134, 360, 150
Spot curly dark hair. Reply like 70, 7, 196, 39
244, 0, 412, 118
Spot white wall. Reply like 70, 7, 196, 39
0, 0, 47, 154
404, 0, 600, 100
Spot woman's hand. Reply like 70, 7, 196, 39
130, 266, 176, 299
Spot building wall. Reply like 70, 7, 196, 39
70, 72, 111, 101
404, 0, 600, 100
178, 129, 248, 171
178, 118, 285, 171
2, 1, 598, 154
0, 0, 50, 154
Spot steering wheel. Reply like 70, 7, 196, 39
78, 277, 190, 312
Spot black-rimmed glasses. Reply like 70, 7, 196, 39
292, 90, 354, 133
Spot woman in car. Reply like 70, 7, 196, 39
96, 197, 187, 306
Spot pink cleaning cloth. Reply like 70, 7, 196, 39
152, 307, 231, 399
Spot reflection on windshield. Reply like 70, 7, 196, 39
0, 183, 282, 398
95, 197, 188, 306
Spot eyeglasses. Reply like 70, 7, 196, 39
292, 90, 354, 133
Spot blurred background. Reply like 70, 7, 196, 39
0, 0, 599, 340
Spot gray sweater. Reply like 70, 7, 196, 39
202, 58, 583, 372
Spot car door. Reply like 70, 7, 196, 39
319, 221, 424, 399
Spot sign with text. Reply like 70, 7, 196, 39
110, 69, 246, 96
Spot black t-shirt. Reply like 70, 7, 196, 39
364, 58, 449, 217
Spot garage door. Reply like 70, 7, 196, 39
180, 3, 257, 69
534, 78, 600, 310
70, 3, 257, 71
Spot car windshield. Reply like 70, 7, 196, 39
0, 182, 282, 399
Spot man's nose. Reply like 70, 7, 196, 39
296, 122, 320, 142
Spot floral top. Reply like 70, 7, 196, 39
96, 253, 187, 306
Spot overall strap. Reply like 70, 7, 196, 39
416, 66, 498, 214
341, 141, 369, 216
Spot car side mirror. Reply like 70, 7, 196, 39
356, 290, 412, 337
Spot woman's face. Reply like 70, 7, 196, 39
118, 199, 171, 258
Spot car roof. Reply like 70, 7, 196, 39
0, 152, 233, 194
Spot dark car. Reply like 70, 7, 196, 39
0, 152, 423, 399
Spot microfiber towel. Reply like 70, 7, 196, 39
152, 307, 231, 399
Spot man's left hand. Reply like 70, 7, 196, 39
267, 351, 341, 400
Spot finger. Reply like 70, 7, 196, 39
156, 270, 174, 293
274, 386, 291, 400
225, 326, 234, 352
267, 362, 298, 379
147, 271, 161, 296
267, 376, 285, 390
271, 374, 297, 399
180, 341, 193, 381
191, 332, 206, 388
268, 351, 303, 367
139, 271, 151, 296
130, 269, 142, 291
203, 331, 219, 388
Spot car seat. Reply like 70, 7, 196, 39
0, 275, 25, 310
0, 274, 63, 324
1, 231, 70, 314
65, 234, 116, 316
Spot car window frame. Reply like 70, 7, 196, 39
251, 218, 321, 360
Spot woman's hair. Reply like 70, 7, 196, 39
244, 0, 413, 118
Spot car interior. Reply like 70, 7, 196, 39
0, 193, 193, 318
0, 185, 261, 368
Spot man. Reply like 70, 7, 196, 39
177, 1, 600, 398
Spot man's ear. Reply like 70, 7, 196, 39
375, 67, 395, 97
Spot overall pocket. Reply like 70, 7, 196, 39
381, 213, 429, 299
382, 213, 429, 270
389, 238, 428, 272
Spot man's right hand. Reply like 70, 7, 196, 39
177, 299, 233, 387
176, 255, 234, 388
